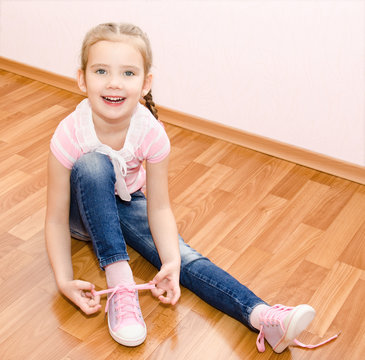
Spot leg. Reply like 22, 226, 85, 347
69, 152, 130, 268
116, 191, 267, 331
117, 193, 339, 352
69, 152, 148, 346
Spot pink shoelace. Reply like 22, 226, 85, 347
256, 305, 340, 352
92, 283, 155, 327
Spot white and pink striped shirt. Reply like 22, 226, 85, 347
50, 99, 170, 201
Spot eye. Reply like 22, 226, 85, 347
124, 70, 135, 77
96, 69, 107, 75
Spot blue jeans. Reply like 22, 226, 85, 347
69, 152, 266, 330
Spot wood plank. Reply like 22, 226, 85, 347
175, 189, 234, 241
250, 224, 323, 302
270, 164, 317, 200
303, 179, 359, 230
306, 191, 365, 269
222, 194, 287, 253
174, 163, 235, 207
338, 219, 365, 269
9, 207, 46, 241
252, 180, 329, 252
308, 261, 361, 337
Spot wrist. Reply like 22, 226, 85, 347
56, 275, 73, 292
161, 251, 181, 267
160, 261, 181, 276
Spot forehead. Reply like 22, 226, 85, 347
88, 40, 144, 67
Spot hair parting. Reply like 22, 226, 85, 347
80, 22, 152, 75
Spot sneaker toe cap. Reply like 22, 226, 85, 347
112, 324, 147, 346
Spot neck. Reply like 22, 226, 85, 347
93, 116, 131, 136
92, 115, 131, 151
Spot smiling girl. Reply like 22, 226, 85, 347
45, 23, 338, 352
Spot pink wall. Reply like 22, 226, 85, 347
1, 0, 364, 166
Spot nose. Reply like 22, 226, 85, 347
107, 74, 123, 89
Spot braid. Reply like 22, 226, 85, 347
143, 90, 158, 120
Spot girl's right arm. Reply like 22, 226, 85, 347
45, 152, 101, 314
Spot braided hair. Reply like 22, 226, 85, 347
143, 90, 158, 120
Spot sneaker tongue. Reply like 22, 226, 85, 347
115, 290, 138, 320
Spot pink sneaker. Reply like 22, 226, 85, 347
93, 282, 155, 347
256, 304, 339, 353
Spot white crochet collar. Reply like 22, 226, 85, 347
74, 99, 137, 201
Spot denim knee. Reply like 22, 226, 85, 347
179, 237, 206, 269
72, 152, 113, 176
71, 152, 115, 186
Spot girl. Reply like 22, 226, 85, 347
45, 22, 338, 352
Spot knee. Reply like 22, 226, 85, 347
179, 237, 206, 269
72, 152, 115, 183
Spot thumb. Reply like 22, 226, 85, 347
75, 280, 99, 298
152, 267, 169, 284
75, 280, 95, 291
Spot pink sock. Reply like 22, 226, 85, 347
250, 304, 271, 330
105, 260, 134, 288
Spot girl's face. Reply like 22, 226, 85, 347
78, 40, 152, 125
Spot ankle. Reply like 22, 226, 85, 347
105, 260, 134, 287
250, 304, 270, 330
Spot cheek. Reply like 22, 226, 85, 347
128, 81, 145, 95
85, 75, 104, 89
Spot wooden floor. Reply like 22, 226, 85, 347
0, 69, 364, 360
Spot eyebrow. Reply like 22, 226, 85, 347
89, 63, 109, 68
89, 63, 141, 71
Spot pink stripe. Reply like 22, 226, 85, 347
50, 142, 73, 169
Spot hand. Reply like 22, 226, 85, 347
59, 280, 101, 315
151, 263, 181, 305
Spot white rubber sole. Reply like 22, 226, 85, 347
108, 316, 147, 347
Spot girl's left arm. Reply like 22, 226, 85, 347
146, 155, 181, 305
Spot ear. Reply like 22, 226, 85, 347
142, 73, 153, 97
77, 69, 87, 93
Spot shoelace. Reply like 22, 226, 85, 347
256, 305, 340, 352
92, 283, 155, 326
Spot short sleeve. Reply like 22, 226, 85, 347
141, 121, 171, 163
50, 114, 82, 169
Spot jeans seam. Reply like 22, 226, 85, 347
121, 221, 159, 260
75, 166, 107, 265
70, 229, 90, 241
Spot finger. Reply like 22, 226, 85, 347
88, 298, 101, 307
152, 267, 169, 284
81, 303, 101, 315
170, 288, 181, 305
75, 280, 95, 292
151, 286, 165, 298
92, 293, 101, 303
156, 286, 172, 303
80, 298, 102, 314
85, 291, 100, 303
158, 294, 173, 304
161, 285, 180, 305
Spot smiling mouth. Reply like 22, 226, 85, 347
102, 96, 126, 104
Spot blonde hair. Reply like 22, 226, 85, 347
80, 22, 158, 119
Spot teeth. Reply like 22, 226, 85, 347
104, 96, 125, 102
